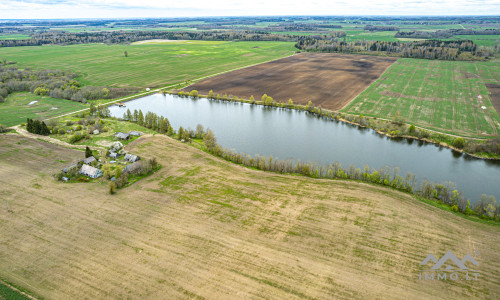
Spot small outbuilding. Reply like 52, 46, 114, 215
124, 161, 141, 174
82, 156, 96, 165
79, 164, 103, 179
62, 164, 78, 173
129, 131, 142, 137
109, 152, 119, 159
124, 153, 140, 162
115, 132, 130, 140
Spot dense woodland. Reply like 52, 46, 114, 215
0, 30, 297, 47
0, 65, 136, 103
295, 38, 492, 60
364, 25, 399, 31
395, 28, 500, 39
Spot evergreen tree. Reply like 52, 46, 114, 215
85, 146, 93, 158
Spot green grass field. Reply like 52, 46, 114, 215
0, 281, 30, 300
449, 35, 500, 47
0, 34, 31, 40
0, 93, 87, 127
342, 59, 500, 137
0, 41, 296, 88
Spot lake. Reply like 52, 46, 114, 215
109, 93, 500, 203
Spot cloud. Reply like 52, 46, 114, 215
1, 0, 498, 18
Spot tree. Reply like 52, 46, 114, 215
138, 110, 144, 125
89, 103, 97, 116
305, 100, 313, 112
124, 51, 128, 57
85, 146, 92, 158
452, 137, 465, 149
203, 129, 217, 151
208, 90, 214, 98
249, 95, 255, 103
287, 98, 294, 108
109, 182, 116, 194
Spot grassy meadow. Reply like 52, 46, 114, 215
0, 93, 86, 127
0, 41, 297, 88
342, 58, 500, 138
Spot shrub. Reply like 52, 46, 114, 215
408, 124, 416, 135
452, 137, 465, 149
68, 133, 83, 144
109, 182, 116, 194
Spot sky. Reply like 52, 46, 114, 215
0, 0, 498, 19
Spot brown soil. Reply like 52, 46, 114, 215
0, 134, 499, 299
486, 83, 500, 116
184, 53, 398, 110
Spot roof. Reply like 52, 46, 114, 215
129, 131, 142, 136
115, 132, 130, 139
109, 152, 118, 158
62, 163, 78, 173
124, 153, 140, 162
80, 164, 102, 177
124, 161, 141, 173
83, 156, 96, 164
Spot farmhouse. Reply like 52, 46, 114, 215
79, 164, 103, 179
124, 153, 140, 162
82, 156, 96, 164
115, 132, 130, 140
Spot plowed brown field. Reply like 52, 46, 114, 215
184, 53, 398, 110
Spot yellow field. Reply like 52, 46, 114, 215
0, 134, 499, 299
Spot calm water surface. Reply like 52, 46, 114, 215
109, 94, 500, 203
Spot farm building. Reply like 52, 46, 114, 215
109, 152, 119, 159
115, 132, 130, 140
82, 156, 96, 164
129, 131, 142, 136
79, 164, 103, 179
124, 161, 141, 174
124, 153, 140, 162
62, 164, 78, 173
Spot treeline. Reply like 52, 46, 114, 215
267, 23, 342, 31
202, 131, 500, 221
26, 118, 50, 135
364, 25, 399, 31
395, 28, 500, 39
0, 65, 137, 103
295, 38, 492, 60
0, 30, 298, 47
122, 109, 174, 135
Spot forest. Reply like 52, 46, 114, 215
395, 28, 500, 39
0, 65, 136, 103
295, 38, 493, 60
0, 30, 297, 47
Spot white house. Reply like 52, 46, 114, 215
79, 164, 103, 179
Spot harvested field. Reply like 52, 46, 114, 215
1, 133, 499, 299
487, 83, 500, 116
184, 53, 398, 110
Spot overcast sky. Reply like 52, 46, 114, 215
1, 0, 498, 19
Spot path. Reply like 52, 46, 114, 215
10, 125, 105, 151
